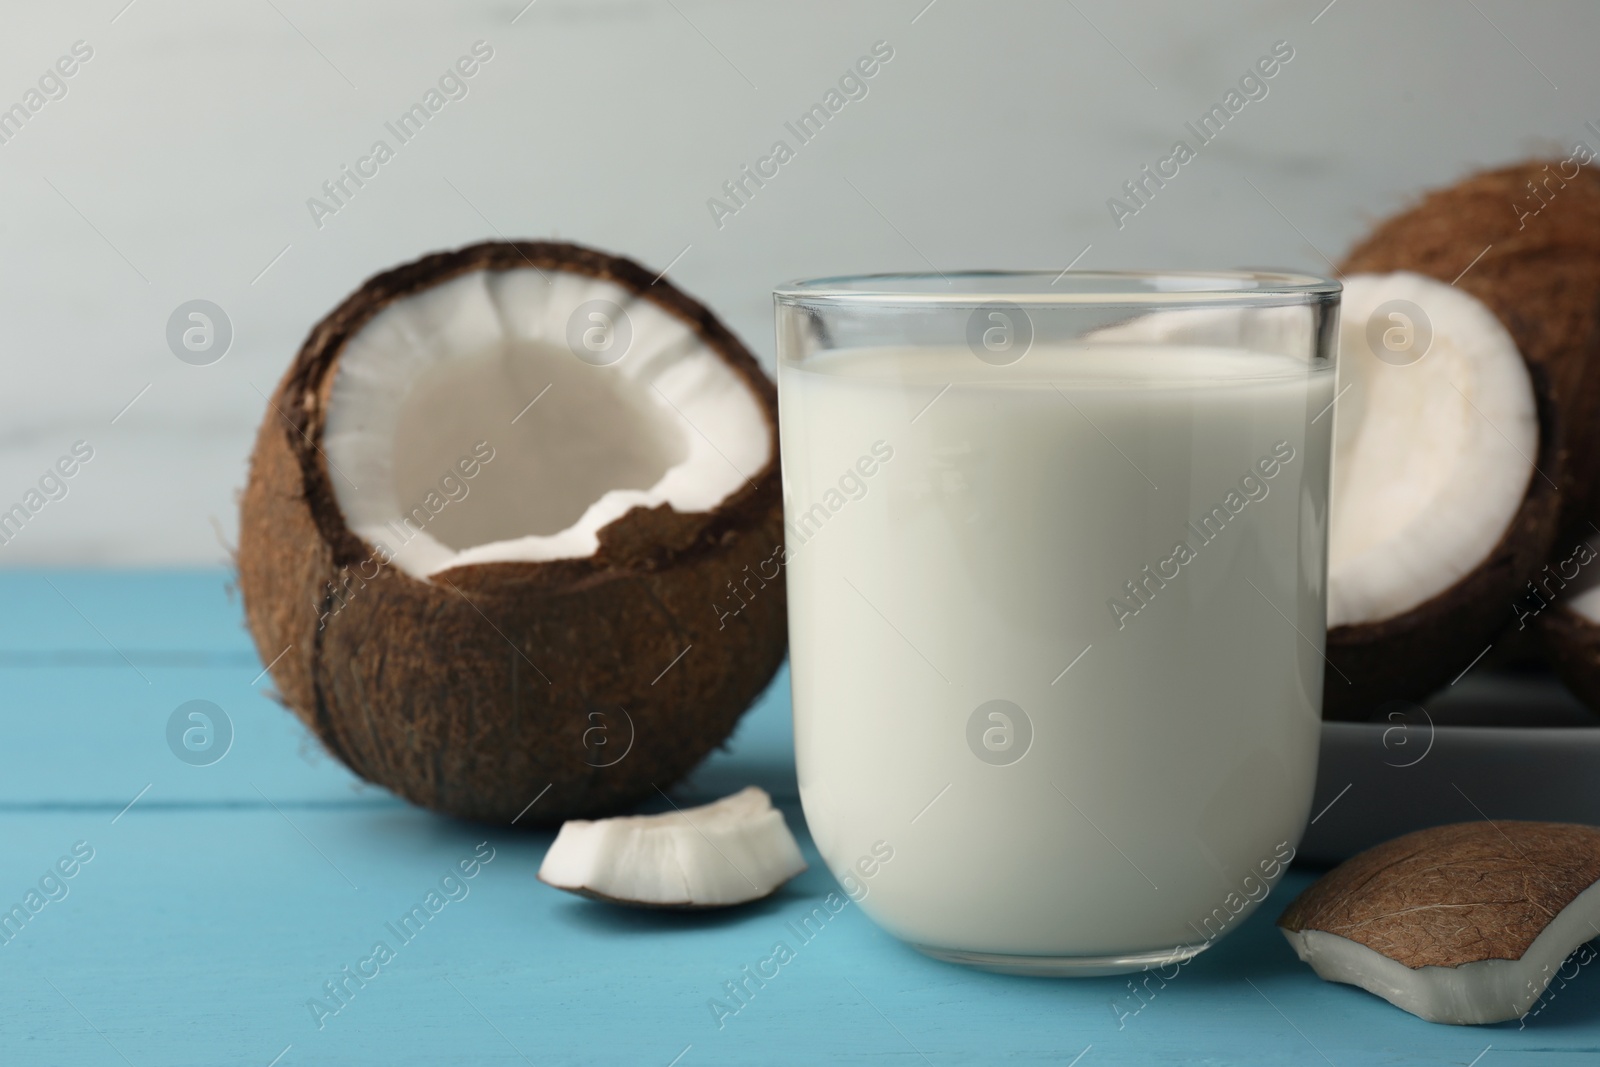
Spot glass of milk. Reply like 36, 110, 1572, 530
773, 271, 1339, 976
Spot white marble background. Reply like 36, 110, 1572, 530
0, 0, 1592, 565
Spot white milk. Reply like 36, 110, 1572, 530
779, 344, 1334, 964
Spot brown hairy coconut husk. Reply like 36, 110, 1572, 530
1320, 385, 1559, 719
1343, 158, 1600, 534
1279, 820, 1600, 1024
1537, 527, 1600, 710
1324, 159, 1600, 718
1539, 602, 1600, 710
238, 241, 787, 824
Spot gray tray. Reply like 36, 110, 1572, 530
1299, 672, 1600, 864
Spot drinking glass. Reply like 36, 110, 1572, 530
773, 271, 1339, 975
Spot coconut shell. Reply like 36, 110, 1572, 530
1343, 159, 1600, 536
1321, 417, 1560, 719
238, 241, 787, 824
1323, 159, 1600, 718
1279, 820, 1600, 968
1538, 605, 1600, 713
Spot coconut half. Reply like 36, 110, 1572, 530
1279, 821, 1600, 1025
1344, 159, 1600, 542
1320, 272, 1558, 717
1090, 273, 1554, 718
1329, 273, 1536, 625
538, 786, 806, 908
1538, 562, 1600, 710
1341, 160, 1600, 716
238, 242, 788, 824
321, 267, 768, 577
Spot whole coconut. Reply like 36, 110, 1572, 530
1323, 159, 1600, 717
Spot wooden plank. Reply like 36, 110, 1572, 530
1, 571, 1593, 1064
0, 569, 252, 655
0, 660, 793, 808
0, 664, 365, 805
1, 803, 1572, 1066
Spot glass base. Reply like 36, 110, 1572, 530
911, 940, 1210, 977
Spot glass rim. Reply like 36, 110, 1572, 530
774, 269, 1341, 306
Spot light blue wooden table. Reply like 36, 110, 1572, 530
1, 570, 1592, 1065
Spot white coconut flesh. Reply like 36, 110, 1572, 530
321, 268, 771, 578
1281, 879, 1600, 1024
538, 786, 806, 907
1327, 272, 1536, 627
1562, 567, 1600, 624
1092, 272, 1537, 628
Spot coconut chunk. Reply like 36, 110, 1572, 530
538, 787, 807, 908
1327, 273, 1537, 628
321, 267, 770, 578
1279, 821, 1600, 1024
1537, 568, 1600, 712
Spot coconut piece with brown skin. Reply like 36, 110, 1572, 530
1319, 271, 1555, 718
238, 241, 788, 824
1538, 564, 1600, 710
1319, 159, 1600, 717
1279, 821, 1600, 1024
1093, 269, 1551, 720
1343, 158, 1600, 535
